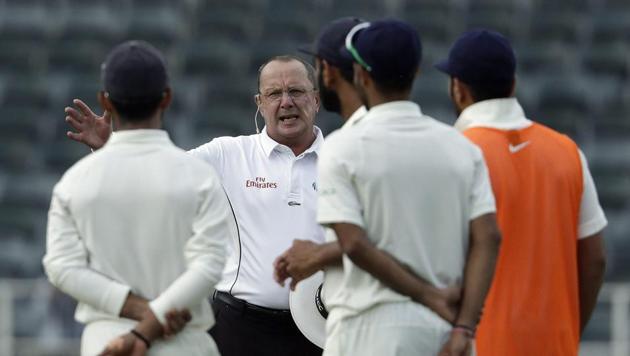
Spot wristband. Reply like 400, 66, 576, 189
452, 324, 475, 338
131, 329, 151, 349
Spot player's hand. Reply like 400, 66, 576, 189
65, 98, 112, 150
98, 332, 147, 356
438, 331, 472, 356
427, 284, 462, 324
273, 240, 321, 290
163, 308, 192, 338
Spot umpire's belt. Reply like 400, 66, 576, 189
214, 291, 292, 318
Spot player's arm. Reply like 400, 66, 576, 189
577, 232, 606, 334
452, 213, 501, 328
331, 222, 461, 323
451, 148, 501, 329
438, 213, 500, 356
576, 150, 607, 334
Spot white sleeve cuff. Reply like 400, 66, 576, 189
317, 211, 365, 229
149, 270, 213, 326
470, 204, 497, 221
149, 299, 169, 326
578, 212, 608, 239
101, 283, 131, 317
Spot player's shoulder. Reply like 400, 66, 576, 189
426, 115, 483, 152
321, 127, 362, 157
54, 147, 110, 188
531, 122, 578, 146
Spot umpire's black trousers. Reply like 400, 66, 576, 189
210, 291, 322, 356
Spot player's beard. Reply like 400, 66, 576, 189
318, 70, 342, 114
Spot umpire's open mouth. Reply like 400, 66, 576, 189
279, 114, 300, 122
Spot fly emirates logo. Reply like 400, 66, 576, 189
245, 176, 278, 189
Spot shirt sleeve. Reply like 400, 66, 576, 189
577, 149, 608, 239
317, 132, 365, 228
187, 139, 224, 174
149, 170, 229, 325
469, 146, 497, 220
43, 181, 131, 316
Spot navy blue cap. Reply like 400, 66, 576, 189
101, 40, 168, 102
340, 19, 422, 81
435, 29, 516, 85
298, 17, 363, 71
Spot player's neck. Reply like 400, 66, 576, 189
114, 115, 162, 131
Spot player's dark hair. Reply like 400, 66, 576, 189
467, 80, 514, 102
109, 95, 163, 122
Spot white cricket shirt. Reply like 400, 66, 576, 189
454, 98, 607, 238
189, 127, 326, 309
317, 101, 496, 324
43, 130, 234, 331
321, 106, 366, 307
343, 105, 367, 128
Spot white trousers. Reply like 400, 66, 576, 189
323, 302, 456, 356
80, 319, 219, 356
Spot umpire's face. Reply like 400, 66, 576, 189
257, 59, 320, 145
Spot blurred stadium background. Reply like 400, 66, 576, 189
0, 0, 628, 355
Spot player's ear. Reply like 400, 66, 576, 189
98, 91, 114, 112
159, 88, 172, 109
321, 59, 335, 88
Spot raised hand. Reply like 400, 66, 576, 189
65, 99, 112, 150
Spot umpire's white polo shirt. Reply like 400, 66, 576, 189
189, 127, 325, 309
317, 101, 496, 326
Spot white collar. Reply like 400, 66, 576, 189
342, 106, 368, 129
107, 129, 172, 146
363, 101, 423, 123
259, 126, 324, 158
454, 98, 533, 132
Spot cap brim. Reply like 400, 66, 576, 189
289, 271, 326, 349
297, 42, 318, 57
434, 59, 453, 75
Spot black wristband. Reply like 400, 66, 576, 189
131, 329, 151, 349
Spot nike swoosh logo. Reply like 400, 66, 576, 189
508, 141, 530, 153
